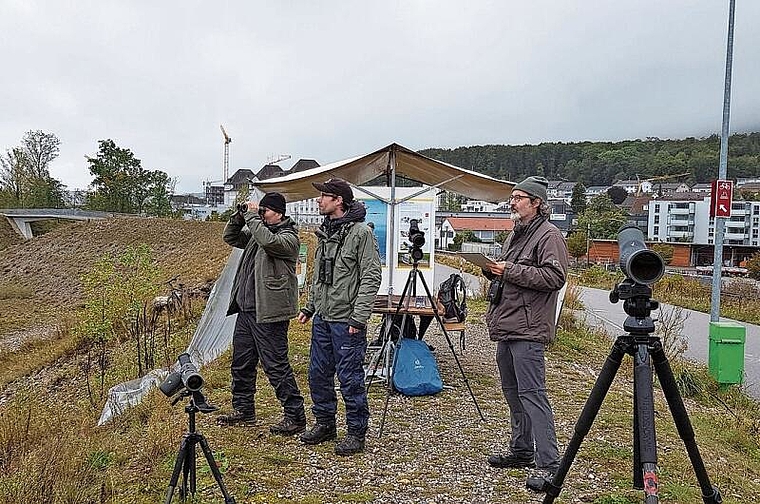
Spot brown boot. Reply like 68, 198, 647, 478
216, 410, 256, 426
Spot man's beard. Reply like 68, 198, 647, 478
510, 210, 522, 223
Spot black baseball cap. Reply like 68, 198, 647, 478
312, 178, 354, 204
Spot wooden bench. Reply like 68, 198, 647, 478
442, 321, 466, 353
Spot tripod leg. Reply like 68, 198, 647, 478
415, 270, 485, 421
372, 271, 416, 435
633, 344, 659, 503
377, 382, 393, 438
198, 434, 237, 504
164, 436, 191, 504
633, 381, 641, 489
542, 338, 628, 503
187, 437, 198, 496
649, 341, 722, 504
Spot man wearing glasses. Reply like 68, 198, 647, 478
218, 192, 307, 436
483, 176, 568, 492
297, 178, 381, 455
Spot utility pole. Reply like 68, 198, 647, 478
710, 0, 736, 323
586, 222, 591, 267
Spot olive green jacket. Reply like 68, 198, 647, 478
303, 220, 381, 329
224, 211, 299, 323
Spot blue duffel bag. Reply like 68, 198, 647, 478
392, 337, 443, 396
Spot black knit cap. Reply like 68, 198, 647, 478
259, 192, 286, 215
312, 178, 354, 204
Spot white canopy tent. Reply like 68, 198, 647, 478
251, 143, 515, 301
250, 143, 514, 203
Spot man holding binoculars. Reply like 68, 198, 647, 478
218, 192, 307, 436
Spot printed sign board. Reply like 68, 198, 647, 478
710, 179, 733, 218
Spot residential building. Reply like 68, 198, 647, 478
585, 185, 610, 200
647, 193, 760, 247
439, 216, 514, 250
461, 199, 498, 212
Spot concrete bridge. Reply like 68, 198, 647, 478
0, 208, 116, 239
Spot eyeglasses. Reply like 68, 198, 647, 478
508, 194, 532, 203
319, 192, 338, 199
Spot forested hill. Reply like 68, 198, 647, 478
420, 132, 760, 185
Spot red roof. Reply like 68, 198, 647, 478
444, 217, 514, 232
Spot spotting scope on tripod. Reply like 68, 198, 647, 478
538, 226, 721, 504
160, 353, 236, 504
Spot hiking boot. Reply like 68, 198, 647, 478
335, 434, 365, 456
487, 452, 536, 469
526, 468, 557, 493
270, 417, 307, 436
216, 410, 256, 426
300, 423, 337, 445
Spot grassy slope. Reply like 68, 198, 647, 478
0, 220, 758, 503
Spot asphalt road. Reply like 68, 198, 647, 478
579, 286, 760, 400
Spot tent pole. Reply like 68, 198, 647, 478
387, 147, 397, 307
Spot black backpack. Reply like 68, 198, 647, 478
437, 273, 467, 323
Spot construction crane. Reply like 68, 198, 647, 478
267, 154, 291, 165
220, 124, 232, 183
636, 172, 690, 196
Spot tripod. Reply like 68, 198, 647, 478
369, 252, 485, 437
164, 392, 236, 504
540, 280, 721, 504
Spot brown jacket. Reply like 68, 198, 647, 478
485, 216, 568, 344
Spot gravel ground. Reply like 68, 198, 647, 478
229, 314, 630, 504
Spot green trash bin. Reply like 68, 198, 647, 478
708, 321, 745, 384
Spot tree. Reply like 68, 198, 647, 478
22, 130, 60, 178
451, 229, 478, 251
494, 230, 510, 245
570, 182, 587, 215
577, 194, 628, 239
0, 130, 65, 208
651, 243, 674, 265
607, 185, 628, 204
86, 139, 173, 215
745, 252, 760, 280
567, 231, 588, 261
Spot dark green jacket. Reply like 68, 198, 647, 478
224, 211, 299, 323
303, 209, 381, 329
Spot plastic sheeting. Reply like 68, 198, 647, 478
97, 248, 243, 425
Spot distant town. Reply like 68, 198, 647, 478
167, 158, 760, 272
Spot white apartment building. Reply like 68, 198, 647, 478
461, 199, 499, 212
287, 198, 322, 226
648, 195, 760, 246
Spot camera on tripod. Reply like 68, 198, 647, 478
408, 219, 425, 263
159, 353, 217, 413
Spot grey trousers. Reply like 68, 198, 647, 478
496, 339, 559, 469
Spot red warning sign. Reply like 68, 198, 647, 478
710, 179, 733, 218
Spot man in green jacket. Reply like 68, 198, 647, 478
298, 178, 381, 456
218, 192, 306, 436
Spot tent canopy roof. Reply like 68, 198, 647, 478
250, 143, 515, 203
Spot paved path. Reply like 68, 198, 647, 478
434, 262, 483, 297
579, 286, 760, 400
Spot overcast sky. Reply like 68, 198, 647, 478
1, 1, 758, 193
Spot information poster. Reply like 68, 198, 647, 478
356, 186, 436, 298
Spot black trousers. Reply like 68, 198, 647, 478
231, 311, 305, 420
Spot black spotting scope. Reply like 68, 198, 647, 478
159, 352, 204, 397
617, 225, 664, 285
